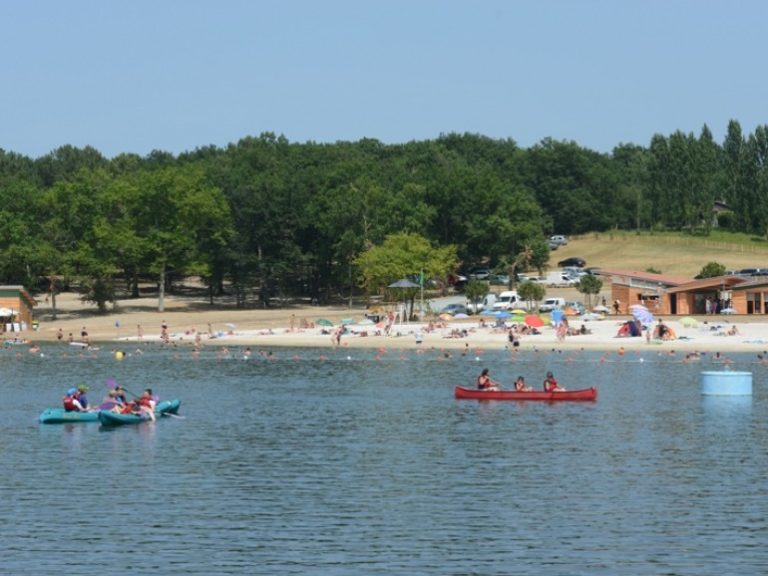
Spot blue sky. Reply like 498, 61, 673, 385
3, 0, 767, 158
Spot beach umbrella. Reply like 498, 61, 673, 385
581, 312, 601, 321
524, 315, 544, 328
550, 309, 565, 323
593, 305, 610, 313
316, 319, 334, 327
629, 304, 654, 325
481, 309, 499, 316
511, 308, 528, 315
0, 307, 12, 317
388, 278, 420, 289
563, 308, 579, 316
341, 318, 354, 325
439, 313, 453, 321
495, 311, 512, 319
357, 318, 375, 325
679, 316, 699, 327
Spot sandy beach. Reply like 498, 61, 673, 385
13, 291, 768, 356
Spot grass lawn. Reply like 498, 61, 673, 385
549, 230, 768, 277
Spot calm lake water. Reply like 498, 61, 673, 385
1, 343, 766, 575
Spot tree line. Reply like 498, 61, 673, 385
0, 120, 765, 311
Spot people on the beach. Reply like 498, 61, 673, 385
543, 371, 566, 392
477, 368, 500, 391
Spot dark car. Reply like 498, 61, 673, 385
558, 257, 586, 268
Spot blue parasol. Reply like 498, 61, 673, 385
629, 304, 654, 325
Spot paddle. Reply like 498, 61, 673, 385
105, 378, 145, 400
97, 400, 119, 411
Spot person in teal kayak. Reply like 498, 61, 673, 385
104, 384, 127, 406
139, 388, 156, 410
543, 371, 566, 392
62, 384, 89, 412
477, 368, 500, 391
75, 384, 90, 409
138, 388, 157, 421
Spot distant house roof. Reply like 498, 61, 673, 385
665, 275, 746, 294
0, 285, 35, 308
597, 269, 693, 287
731, 276, 768, 289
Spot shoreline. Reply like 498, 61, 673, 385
11, 293, 768, 355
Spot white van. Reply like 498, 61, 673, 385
493, 290, 530, 311
466, 293, 498, 314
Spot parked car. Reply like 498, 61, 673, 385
468, 267, 491, 280
558, 257, 586, 268
448, 273, 467, 291
488, 274, 510, 286
539, 297, 566, 312
440, 303, 469, 316
550, 235, 568, 246
493, 290, 531, 311
558, 274, 579, 286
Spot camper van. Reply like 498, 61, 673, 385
493, 290, 531, 311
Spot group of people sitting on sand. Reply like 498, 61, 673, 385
476, 368, 567, 392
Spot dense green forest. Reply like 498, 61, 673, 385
1, 119, 766, 311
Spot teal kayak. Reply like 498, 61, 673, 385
98, 399, 181, 426
39, 409, 100, 424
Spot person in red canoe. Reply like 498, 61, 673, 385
476, 368, 500, 391
514, 376, 533, 392
543, 371, 566, 392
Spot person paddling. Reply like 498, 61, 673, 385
543, 371, 566, 392
476, 368, 500, 391
63, 388, 84, 412
514, 376, 532, 392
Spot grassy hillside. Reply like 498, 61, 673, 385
549, 231, 768, 277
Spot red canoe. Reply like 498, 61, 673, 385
454, 386, 597, 401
